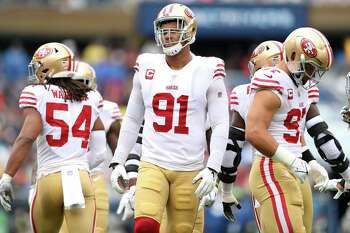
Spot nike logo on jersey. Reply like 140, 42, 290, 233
264, 74, 273, 79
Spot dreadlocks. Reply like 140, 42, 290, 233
46, 78, 92, 102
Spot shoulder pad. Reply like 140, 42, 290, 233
103, 100, 122, 120
230, 84, 250, 111
18, 85, 44, 109
210, 57, 225, 80
134, 53, 162, 72
250, 68, 284, 93
87, 90, 103, 111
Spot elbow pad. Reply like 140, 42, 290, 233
218, 127, 244, 184
307, 116, 349, 173
88, 130, 107, 169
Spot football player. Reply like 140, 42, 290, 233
0, 42, 106, 233
58, 61, 122, 233
109, 3, 229, 233
226, 40, 334, 232
246, 27, 333, 232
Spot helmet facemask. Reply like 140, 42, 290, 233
346, 72, 350, 100
28, 61, 42, 84
154, 17, 196, 56
289, 53, 326, 89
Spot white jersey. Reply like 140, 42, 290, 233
307, 85, 319, 105
19, 84, 103, 177
92, 100, 122, 173
229, 84, 254, 162
229, 84, 251, 120
122, 53, 228, 171
250, 67, 310, 158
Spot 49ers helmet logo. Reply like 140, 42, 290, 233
35, 47, 53, 59
300, 38, 317, 58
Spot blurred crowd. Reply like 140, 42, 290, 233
0, 36, 350, 232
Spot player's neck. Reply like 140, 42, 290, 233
165, 47, 192, 70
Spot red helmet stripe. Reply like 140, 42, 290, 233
271, 41, 284, 61
61, 44, 74, 71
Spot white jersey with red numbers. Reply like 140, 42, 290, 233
250, 67, 309, 158
92, 100, 122, 173
133, 53, 226, 171
18, 84, 103, 177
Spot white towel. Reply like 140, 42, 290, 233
61, 167, 85, 209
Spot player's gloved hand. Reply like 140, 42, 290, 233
110, 164, 129, 194
0, 174, 13, 212
222, 189, 241, 223
289, 157, 310, 183
308, 160, 329, 192
198, 186, 218, 211
117, 186, 135, 221
340, 106, 350, 124
273, 146, 310, 183
325, 178, 350, 200
193, 167, 217, 199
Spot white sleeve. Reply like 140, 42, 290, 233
88, 130, 107, 169
110, 73, 145, 165
206, 78, 230, 172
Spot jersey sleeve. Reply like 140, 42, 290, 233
211, 58, 226, 80
229, 89, 239, 111
111, 103, 122, 120
18, 85, 38, 109
308, 85, 320, 104
249, 68, 284, 103
97, 93, 104, 113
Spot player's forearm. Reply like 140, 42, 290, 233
106, 120, 121, 154
246, 127, 278, 157
6, 136, 34, 177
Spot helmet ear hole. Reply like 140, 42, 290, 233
291, 52, 296, 61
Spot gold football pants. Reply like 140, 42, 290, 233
135, 161, 203, 233
159, 207, 204, 233
249, 156, 312, 233
30, 170, 96, 233
59, 172, 108, 233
